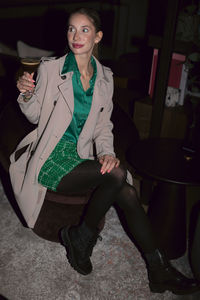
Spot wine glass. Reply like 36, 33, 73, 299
20, 57, 40, 74
19, 57, 40, 99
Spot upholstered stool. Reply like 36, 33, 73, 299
33, 190, 105, 242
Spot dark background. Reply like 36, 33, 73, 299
0, 0, 199, 140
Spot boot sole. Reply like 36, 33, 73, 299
149, 282, 200, 295
59, 227, 92, 276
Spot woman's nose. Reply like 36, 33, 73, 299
73, 32, 80, 40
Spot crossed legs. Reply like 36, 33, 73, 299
57, 159, 157, 253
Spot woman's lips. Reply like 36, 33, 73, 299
72, 43, 84, 49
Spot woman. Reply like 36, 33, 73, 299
13, 7, 199, 295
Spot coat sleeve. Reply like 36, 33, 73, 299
93, 70, 116, 158
17, 60, 48, 125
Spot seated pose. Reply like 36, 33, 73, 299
12, 7, 199, 295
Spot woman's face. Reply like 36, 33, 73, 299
67, 13, 102, 57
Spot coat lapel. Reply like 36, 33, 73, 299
58, 74, 74, 115
56, 55, 74, 114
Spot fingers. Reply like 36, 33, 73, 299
17, 72, 35, 94
99, 155, 120, 174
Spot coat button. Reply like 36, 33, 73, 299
61, 75, 66, 80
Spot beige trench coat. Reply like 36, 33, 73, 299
9, 53, 132, 228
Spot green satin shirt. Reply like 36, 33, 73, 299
61, 51, 97, 143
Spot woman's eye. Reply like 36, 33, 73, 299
83, 28, 89, 33
68, 27, 75, 32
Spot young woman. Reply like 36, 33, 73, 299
13, 7, 199, 295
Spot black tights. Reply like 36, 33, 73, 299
57, 160, 157, 253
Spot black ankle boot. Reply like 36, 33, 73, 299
59, 222, 101, 275
144, 249, 200, 295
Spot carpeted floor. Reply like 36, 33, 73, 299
0, 180, 200, 300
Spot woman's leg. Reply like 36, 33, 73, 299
59, 162, 199, 294
58, 161, 156, 253
58, 160, 127, 275
57, 159, 127, 228
115, 182, 157, 253
114, 182, 199, 294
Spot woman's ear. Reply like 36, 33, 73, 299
95, 31, 103, 44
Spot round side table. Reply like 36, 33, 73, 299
126, 138, 200, 259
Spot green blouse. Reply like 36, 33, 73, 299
61, 51, 97, 143
38, 52, 97, 191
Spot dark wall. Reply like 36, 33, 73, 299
0, 8, 70, 56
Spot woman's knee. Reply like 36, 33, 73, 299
108, 164, 127, 186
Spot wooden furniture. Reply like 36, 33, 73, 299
126, 137, 200, 259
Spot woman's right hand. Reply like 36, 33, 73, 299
17, 72, 35, 94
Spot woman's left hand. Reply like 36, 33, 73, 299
98, 155, 120, 175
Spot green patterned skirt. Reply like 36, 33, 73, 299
38, 139, 87, 191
